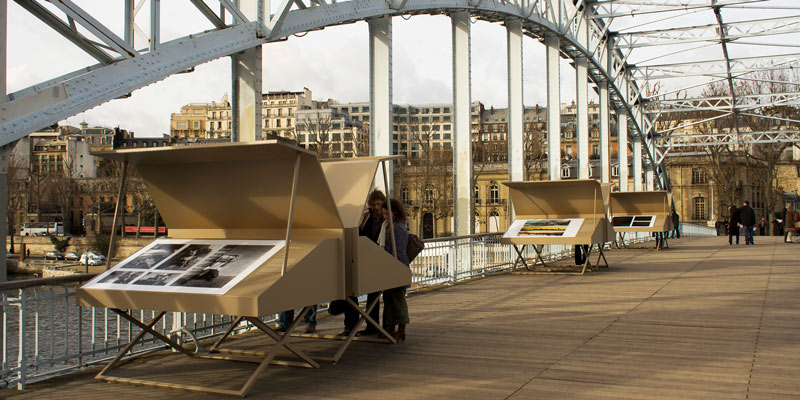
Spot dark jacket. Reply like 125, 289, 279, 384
739, 205, 756, 227
384, 221, 410, 267
672, 212, 680, 226
729, 207, 741, 226
359, 213, 383, 243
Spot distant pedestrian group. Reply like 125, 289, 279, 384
727, 201, 756, 245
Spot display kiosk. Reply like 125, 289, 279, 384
77, 142, 409, 397
501, 180, 612, 275
610, 191, 673, 250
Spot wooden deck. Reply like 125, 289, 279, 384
9, 236, 800, 399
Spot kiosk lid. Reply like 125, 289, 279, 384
610, 191, 670, 216
503, 180, 605, 219
320, 156, 401, 229
93, 141, 343, 232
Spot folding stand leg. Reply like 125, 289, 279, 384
208, 316, 244, 352
595, 246, 609, 268
580, 244, 595, 275
531, 245, 547, 269
512, 245, 529, 271
96, 311, 169, 380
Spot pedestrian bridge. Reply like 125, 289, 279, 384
5, 235, 799, 399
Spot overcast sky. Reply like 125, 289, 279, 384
6, 1, 798, 138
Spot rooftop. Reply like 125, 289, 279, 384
8, 236, 799, 399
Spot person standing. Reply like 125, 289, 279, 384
739, 201, 756, 245
728, 205, 741, 245
784, 203, 796, 243
354, 190, 386, 336
671, 210, 681, 239
758, 217, 766, 236
380, 199, 410, 341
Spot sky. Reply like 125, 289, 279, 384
6, 1, 799, 138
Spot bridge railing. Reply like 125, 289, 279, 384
1, 224, 713, 390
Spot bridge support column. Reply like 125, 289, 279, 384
231, 0, 264, 142
633, 137, 643, 191
617, 112, 628, 192
1, 0, 7, 281
546, 35, 561, 181
451, 11, 472, 236
507, 19, 523, 218
599, 81, 610, 183
576, 57, 589, 179
369, 16, 393, 192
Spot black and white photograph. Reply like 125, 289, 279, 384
170, 244, 274, 289
632, 216, 655, 227
156, 245, 213, 271
120, 243, 185, 269
98, 270, 144, 285
132, 271, 179, 286
612, 216, 635, 227
613, 215, 655, 228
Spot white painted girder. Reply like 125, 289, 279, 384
1, 0, 666, 189
0, 22, 265, 146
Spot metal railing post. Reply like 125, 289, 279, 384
17, 288, 26, 390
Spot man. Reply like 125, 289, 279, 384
728, 205, 740, 245
784, 203, 796, 243
739, 200, 756, 245
340, 190, 386, 337
671, 210, 681, 239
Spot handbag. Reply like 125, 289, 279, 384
407, 234, 425, 262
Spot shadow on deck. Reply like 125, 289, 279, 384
8, 236, 800, 400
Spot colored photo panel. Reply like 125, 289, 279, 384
503, 218, 584, 238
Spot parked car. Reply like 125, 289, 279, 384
79, 254, 105, 266
86, 251, 106, 260
44, 251, 65, 260
65, 252, 80, 261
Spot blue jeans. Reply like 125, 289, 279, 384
671, 226, 680, 239
744, 225, 754, 244
278, 305, 317, 328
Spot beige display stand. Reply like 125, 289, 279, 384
75, 142, 408, 397
285, 156, 412, 362
610, 191, 673, 250
501, 180, 611, 275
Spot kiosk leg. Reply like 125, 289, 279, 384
512, 245, 529, 271
208, 316, 244, 352
293, 296, 396, 364
579, 244, 594, 275
532, 245, 546, 269
595, 246, 609, 268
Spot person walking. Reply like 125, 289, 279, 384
784, 203, 796, 243
739, 201, 756, 245
671, 210, 681, 239
728, 205, 741, 245
380, 199, 410, 341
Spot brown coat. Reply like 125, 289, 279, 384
786, 209, 797, 230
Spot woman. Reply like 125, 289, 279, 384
380, 198, 410, 341
728, 205, 740, 245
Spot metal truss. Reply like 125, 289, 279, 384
615, 15, 800, 50
8, 0, 800, 188
656, 130, 800, 155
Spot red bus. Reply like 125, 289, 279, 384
124, 226, 167, 235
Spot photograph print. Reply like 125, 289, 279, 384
631, 216, 655, 227
612, 216, 634, 227
132, 271, 179, 286
518, 219, 571, 236
155, 245, 213, 271
170, 244, 275, 289
98, 270, 144, 285
119, 243, 185, 269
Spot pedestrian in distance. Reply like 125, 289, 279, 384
739, 201, 756, 245
671, 210, 681, 239
728, 205, 741, 245
758, 217, 766, 236
784, 203, 796, 243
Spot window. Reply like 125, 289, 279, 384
561, 166, 570, 178
193, 121, 200, 129
425, 187, 436, 206
612, 166, 619, 177
694, 197, 707, 220
276, 119, 281, 128
692, 168, 709, 184
489, 185, 499, 204
401, 187, 410, 204
592, 144, 599, 155
474, 185, 480, 204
